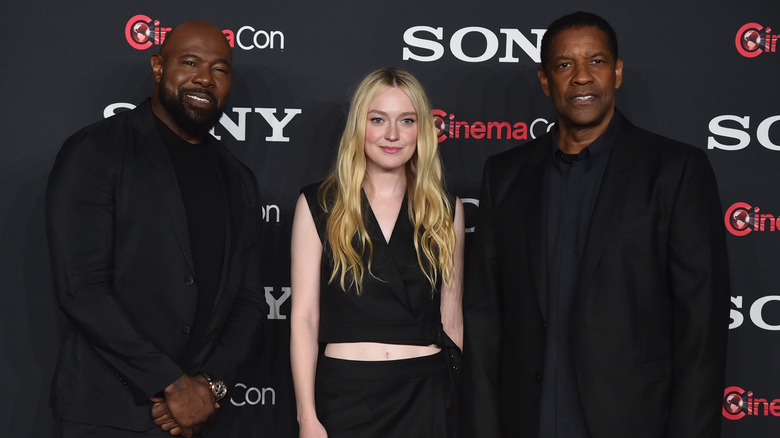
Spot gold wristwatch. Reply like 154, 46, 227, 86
199, 372, 227, 401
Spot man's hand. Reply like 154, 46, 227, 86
151, 395, 183, 436
150, 375, 219, 436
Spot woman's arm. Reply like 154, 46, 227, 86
441, 198, 465, 350
290, 194, 328, 437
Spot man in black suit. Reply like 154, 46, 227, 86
46, 20, 267, 437
462, 12, 729, 438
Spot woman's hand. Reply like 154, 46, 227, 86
298, 417, 328, 438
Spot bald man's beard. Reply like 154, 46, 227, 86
158, 80, 224, 139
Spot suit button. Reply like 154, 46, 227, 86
534, 374, 542, 383
541, 322, 547, 329
181, 326, 191, 334
184, 276, 195, 286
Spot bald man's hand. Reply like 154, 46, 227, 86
151, 375, 219, 436
151, 395, 184, 436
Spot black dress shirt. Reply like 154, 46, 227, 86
539, 115, 620, 438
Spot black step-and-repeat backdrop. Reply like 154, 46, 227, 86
1, 1, 778, 436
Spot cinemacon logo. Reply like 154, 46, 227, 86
403, 26, 545, 63
708, 115, 780, 151
230, 383, 276, 407
735, 23, 779, 58
730, 295, 780, 331
724, 386, 780, 420
125, 14, 284, 51
724, 202, 780, 237
433, 109, 554, 143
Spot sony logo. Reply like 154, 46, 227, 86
402, 25, 546, 63
104, 103, 301, 143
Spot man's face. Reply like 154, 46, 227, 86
152, 23, 232, 138
538, 26, 623, 132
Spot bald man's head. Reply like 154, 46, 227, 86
159, 20, 232, 61
150, 20, 232, 143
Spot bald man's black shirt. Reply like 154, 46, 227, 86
156, 117, 226, 367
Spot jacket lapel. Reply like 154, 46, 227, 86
363, 191, 415, 311
210, 145, 239, 310
192, 145, 245, 365
132, 101, 194, 272
521, 139, 552, 318
576, 118, 638, 305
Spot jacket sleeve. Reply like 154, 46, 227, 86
461, 158, 502, 438
46, 131, 183, 403
665, 148, 730, 438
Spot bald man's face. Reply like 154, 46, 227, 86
151, 22, 232, 138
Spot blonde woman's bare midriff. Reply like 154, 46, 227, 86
324, 342, 440, 361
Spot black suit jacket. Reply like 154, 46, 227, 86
46, 100, 267, 431
462, 113, 729, 438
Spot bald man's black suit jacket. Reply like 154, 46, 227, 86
46, 100, 267, 431
462, 114, 730, 438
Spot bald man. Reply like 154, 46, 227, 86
47, 20, 267, 437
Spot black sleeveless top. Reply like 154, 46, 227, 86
301, 181, 445, 346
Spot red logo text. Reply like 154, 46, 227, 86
735, 23, 779, 58
433, 109, 538, 143
125, 15, 284, 51
724, 202, 780, 236
724, 386, 780, 420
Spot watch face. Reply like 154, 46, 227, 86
213, 380, 228, 399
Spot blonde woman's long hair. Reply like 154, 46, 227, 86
320, 68, 455, 295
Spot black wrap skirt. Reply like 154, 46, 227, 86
315, 350, 458, 437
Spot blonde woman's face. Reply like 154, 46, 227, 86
363, 87, 418, 176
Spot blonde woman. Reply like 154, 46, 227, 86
291, 68, 464, 438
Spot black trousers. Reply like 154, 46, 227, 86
315, 350, 458, 437
60, 420, 179, 438
59, 420, 205, 438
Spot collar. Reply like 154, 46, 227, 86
154, 114, 208, 149
549, 110, 623, 171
